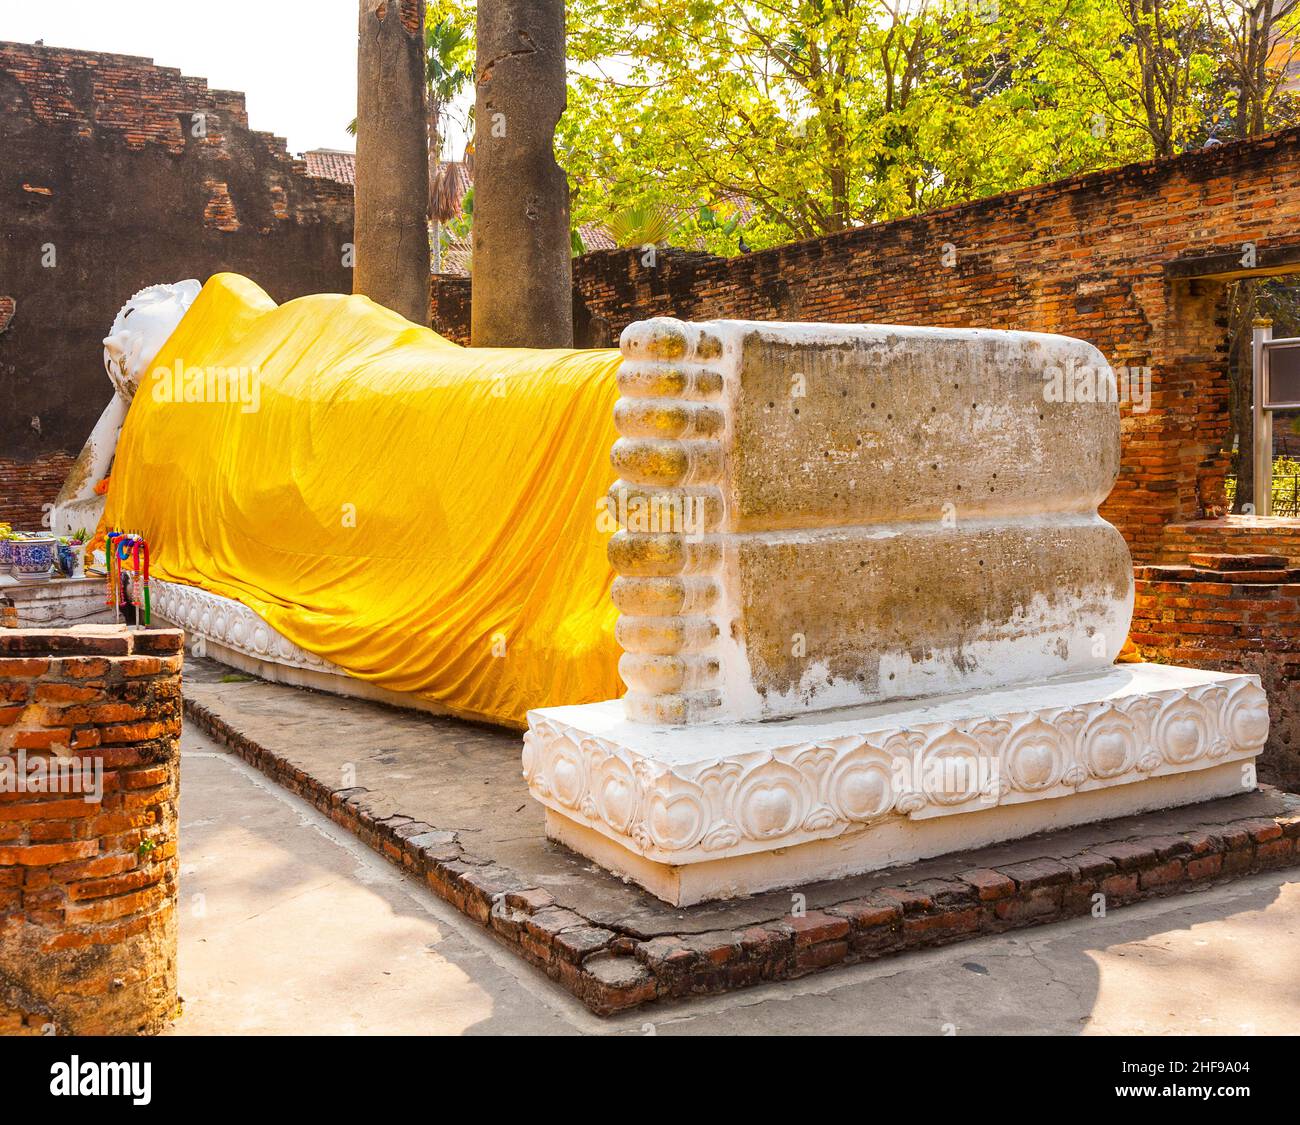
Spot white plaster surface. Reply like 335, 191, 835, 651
2, 577, 117, 627
52, 280, 200, 536
525, 665, 1267, 901
545, 761, 1248, 906
530, 665, 1260, 770
609, 317, 1131, 725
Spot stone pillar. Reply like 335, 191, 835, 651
471, 0, 573, 348
354, 0, 430, 325
0, 626, 182, 1034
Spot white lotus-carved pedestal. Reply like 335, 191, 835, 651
523, 317, 1270, 905
526, 665, 1267, 905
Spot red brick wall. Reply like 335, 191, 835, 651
1130, 555, 1300, 789
0, 42, 356, 524
0, 626, 182, 1035
399, 0, 424, 35
1160, 517, 1300, 565
0, 452, 74, 530
434, 127, 1300, 564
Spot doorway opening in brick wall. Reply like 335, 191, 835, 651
1156, 250, 1300, 565
1222, 275, 1300, 518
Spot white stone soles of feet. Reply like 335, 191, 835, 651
606, 319, 1132, 726
524, 317, 1270, 905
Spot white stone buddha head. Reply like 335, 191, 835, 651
102, 280, 202, 402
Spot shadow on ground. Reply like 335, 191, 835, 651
173, 667, 1300, 1035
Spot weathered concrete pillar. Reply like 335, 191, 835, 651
471, 0, 573, 347
354, 0, 430, 325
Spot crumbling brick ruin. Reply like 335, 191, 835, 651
0, 43, 355, 527
0, 626, 183, 1035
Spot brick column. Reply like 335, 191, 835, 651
1131, 553, 1300, 789
0, 626, 182, 1035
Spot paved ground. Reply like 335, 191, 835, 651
170, 726, 1300, 1035
182, 658, 1297, 937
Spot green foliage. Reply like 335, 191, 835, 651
606, 202, 679, 247
1225, 456, 1300, 514
425, 4, 474, 107
422, 0, 1300, 253
447, 185, 473, 239
556, 0, 1300, 252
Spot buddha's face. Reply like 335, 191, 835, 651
102, 280, 202, 402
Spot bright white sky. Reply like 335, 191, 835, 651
0, 0, 362, 154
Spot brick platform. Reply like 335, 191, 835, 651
1158, 518, 1300, 566
1132, 553, 1300, 790
183, 662, 1300, 1017
0, 626, 183, 1035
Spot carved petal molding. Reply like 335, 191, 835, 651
523, 674, 1269, 865
152, 579, 344, 675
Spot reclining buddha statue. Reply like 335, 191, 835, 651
57, 273, 624, 727
57, 272, 1268, 903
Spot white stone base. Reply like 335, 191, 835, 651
545, 763, 1246, 906
178, 629, 468, 719
150, 578, 503, 725
524, 665, 1268, 906
1, 576, 118, 627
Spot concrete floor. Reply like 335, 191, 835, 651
170, 727, 1300, 1036
181, 658, 1298, 938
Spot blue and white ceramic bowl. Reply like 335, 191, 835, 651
10, 536, 56, 580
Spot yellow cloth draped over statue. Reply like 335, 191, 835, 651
105, 273, 623, 727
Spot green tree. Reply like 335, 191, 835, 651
420, 0, 1300, 255
424, 2, 475, 271
558, 0, 1300, 252
559, 0, 1162, 251
424, 1, 475, 166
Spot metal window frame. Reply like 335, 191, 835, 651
1261, 337, 1300, 410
